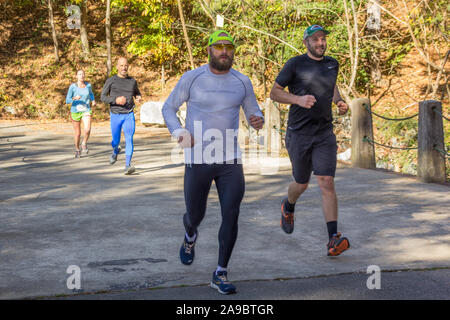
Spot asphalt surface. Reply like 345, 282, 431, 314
51, 268, 450, 300
1, 120, 449, 301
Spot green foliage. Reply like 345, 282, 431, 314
0, 88, 9, 111
12, 0, 34, 8
112, 0, 180, 65
104, 0, 430, 99
24, 105, 37, 118
376, 117, 418, 148
110, 66, 118, 76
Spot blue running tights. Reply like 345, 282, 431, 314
110, 112, 135, 166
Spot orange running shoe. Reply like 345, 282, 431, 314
327, 232, 350, 256
280, 197, 294, 234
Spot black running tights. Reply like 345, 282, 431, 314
183, 162, 245, 268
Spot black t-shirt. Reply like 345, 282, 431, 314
275, 54, 339, 135
101, 75, 141, 114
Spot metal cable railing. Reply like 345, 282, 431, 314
363, 136, 418, 151
363, 103, 418, 121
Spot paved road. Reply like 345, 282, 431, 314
1, 120, 449, 300
52, 268, 450, 300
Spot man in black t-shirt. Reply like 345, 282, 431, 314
270, 25, 350, 256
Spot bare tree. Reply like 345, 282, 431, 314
399, 0, 449, 100
177, 0, 195, 69
366, 0, 382, 86
106, 0, 112, 76
80, 0, 90, 56
431, 49, 449, 100
342, 0, 360, 99
48, 0, 59, 62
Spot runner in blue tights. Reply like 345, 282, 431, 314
101, 57, 142, 175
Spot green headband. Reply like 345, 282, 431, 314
208, 30, 235, 46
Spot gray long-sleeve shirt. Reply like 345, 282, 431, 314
162, 64, 264, 164
101, 75, 141, 114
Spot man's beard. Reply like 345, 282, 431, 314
209, 53, 234, 71
306, 41, 326, 59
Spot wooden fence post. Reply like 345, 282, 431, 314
261, 99, 281, 156
351, 98, 376, 169
263, 99, 271, 153
418, 100, 446, 183
239, 108, 249, 147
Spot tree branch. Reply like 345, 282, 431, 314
432, 50, 450, 99
197, 0, 215, 27
177, 0, 195, 69
349, 0, 359, 92
401, 0, 445, 72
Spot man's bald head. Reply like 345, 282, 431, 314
117, 57, 128, 65
116, 57, 129, 78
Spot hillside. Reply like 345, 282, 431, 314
0, 1, 180, 120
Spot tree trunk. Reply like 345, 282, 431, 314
367, 0, 382, 86
177, 0, 195, 69
48, 0, 59, 62
257, 38, 267, 98
106, 0, 112, 76
431, 50, 450, 100
161, 64, 165, 93
80, 0, 90, 56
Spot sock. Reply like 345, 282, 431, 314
126, 155, 132, 167
185, 232, 196, 243
215, 266, 227, 275
327, 221, 338, 240
285, 198, 296, 213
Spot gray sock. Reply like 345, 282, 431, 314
185, 232, 196, 243
215, 266, 227, 275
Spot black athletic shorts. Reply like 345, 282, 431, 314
285, 128, 337, 184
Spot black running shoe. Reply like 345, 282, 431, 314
179, 234, 196, 265
210, 271, 236, 295
280, 197, 294, 234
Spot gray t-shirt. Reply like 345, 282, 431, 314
162, 64, 264, 164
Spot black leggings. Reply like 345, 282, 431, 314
183, 162, 245, 268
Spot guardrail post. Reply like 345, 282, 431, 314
351, 98, 376, 169
263, 99, 281, 156
418, 100, 446, 183
239, 108, 249, 147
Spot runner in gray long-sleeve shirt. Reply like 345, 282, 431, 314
162, 30, 264, 295
163, 64, 263, 164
